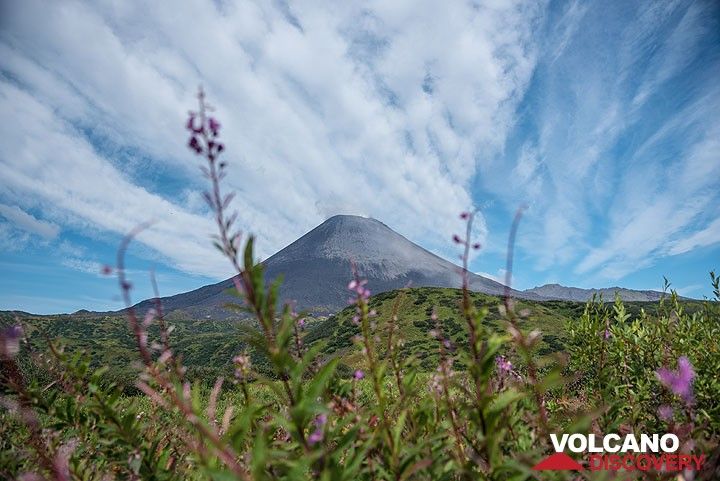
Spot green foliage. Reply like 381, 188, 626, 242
4, 239, 718, 480
566, 286, 720, 452
1, 94, 717, 479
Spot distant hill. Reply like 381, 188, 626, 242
127, 215, 531, 319
522, 283, 669, 302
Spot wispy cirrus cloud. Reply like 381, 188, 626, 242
0, 0, 542, 282
0, 203, 60, 240
475, 0, 720, 287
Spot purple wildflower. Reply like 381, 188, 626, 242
354, 370, 364, 380
656, 356, 695, 403
208, 117, 221, 136
307, 413, 327, 446
188, 136, 202, 154
496, 355, 512, 375
657, 405, 674, 421
308, 429, 323, 445
348, 278, 370, 300
1, 325, 23, 357
315, 413, 327, 426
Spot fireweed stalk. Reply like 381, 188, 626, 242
429, 311, 466, 463
347, 268, 401, 472
385, 290, 408, 399
454, 210, 490, 440
500, 207, 549, 434
186, 88, 317, 453
115, 225, 252, 480
452, 210, 507, 470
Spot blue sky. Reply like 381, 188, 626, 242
0, 0, 718, 314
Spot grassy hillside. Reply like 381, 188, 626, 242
305, 287, 573, 370
0, 310, 249, 383
3, 287, 704, 387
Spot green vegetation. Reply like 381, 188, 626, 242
1, 93, 718, 480
3, 288, 705, 388
3, 279, 718, 480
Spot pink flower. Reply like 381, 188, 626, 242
495, 355, 512, 374
348, 278, 370, 300
657, 405, 674, 421
188, 136, 202, 154
208, 117, 221, 136
233, 354, 251, 371
185, 114, 196, 131
186, 113, 204, 133
656, 356, 695, 404
354, 370, 364, 380
308, 429, 323, 445
1, 325, 23, 357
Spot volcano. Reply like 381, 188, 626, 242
129, 215, 522, 319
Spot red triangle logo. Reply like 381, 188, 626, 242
532, 452, 584, 471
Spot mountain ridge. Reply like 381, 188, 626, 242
522, 283, 669, 302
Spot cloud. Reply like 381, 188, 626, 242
0, 0, 544, 279
0, 203, 60, 239
0, 81, 228, 278
478, 268, 507, 284
675, 283, 703, 297
60, 258, 105, 276
667, 217, 720, 257
476, 0, 720, 282
0, 0, 717, 292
